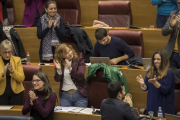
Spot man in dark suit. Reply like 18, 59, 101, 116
100, 81, 138, 120
162, 0, 180, 68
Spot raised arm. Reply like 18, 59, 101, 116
54, 17, 65, 42
22, 95, 33, 115
70, 58, 86, 81
37, 18, 51, 39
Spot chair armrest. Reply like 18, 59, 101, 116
139, 108, 146, 114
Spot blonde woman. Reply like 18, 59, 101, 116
136, 49, 175, 116
0, 40, 25, 105
54, 43, 89, 107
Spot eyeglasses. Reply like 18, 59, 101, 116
177, 2, 180, 4
32, 79, 42, 83
3, 51, 12, 55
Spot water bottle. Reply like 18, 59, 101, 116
26, 52, 31, 65
157, 107, 163, 120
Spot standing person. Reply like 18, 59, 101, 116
0, 40, 25, 105
100, 81, 138, 120
0, 0, 8, 25
136, 49, 175, 116
54, 43, 89, 107
151, 0, 178, 28
37, 0, 65, 63
22, 71, 57, 120
22, 0, 48, 27
162, 0, 180, 68
93, 28, 134, 65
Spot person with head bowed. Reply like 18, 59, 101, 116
37, 0, 65, 63
54, 43, 89, 107
0, 40, 25, 105
136, 49, 175, 116
22, 71, 57, 120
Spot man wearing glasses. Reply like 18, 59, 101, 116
162, 0, 180, 69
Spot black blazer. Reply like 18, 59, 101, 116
162, 10, 180, 58
100, 98, 138, 120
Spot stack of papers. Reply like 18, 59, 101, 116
0, 106, 13, 110
54, 106, 100, 114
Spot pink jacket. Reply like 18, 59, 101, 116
22, 0, 48, 27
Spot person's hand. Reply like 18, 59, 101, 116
65, 59, 71, 70
48, 18, 53, 28
54, 17, 60, 28
136, 75, 145, 85
110, 58, 119, 65
29, 90, 38, 105
2, 64, 8, 76
123, 94, 133, 107
54, 60, 61, 70
7, 62, 14, 74
170, 15, 177, 27
176, 15, 180, 26
148, 75, 157, 84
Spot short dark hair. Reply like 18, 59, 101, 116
95, 28, 107, 40
108, 81, 124, 98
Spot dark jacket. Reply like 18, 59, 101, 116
65, 26, 93, 63
101, 98, 138, 120
54, 58, 90, 97
162, 10, 180, 58
10, 28, 26, 59
0, 0, 7, 20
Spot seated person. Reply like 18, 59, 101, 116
54, 43, 89, 107
92, 20, 109, 27
93, 28, 135, 65
22, 0, 48, 27
136, 49, 175, 116
0, 40, 25, 105
101, 81, 138, 120
22, 71, 56, 120
37, 0, 65, 63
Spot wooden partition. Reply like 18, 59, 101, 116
30, 63, 147, 110
14, 0, 157, 27
14, 27, 169, 63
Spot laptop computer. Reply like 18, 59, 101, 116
142, 58, 151, 70
165, 113, 180, 120
90, 57, 111, 65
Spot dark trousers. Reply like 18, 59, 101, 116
156, 14, 169, 28
169, 52, 180, 69
0, 85, 23, 105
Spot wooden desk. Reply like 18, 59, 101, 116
29, 63, 147, 110
15, 27, 169, 63
0, 105, 166, 120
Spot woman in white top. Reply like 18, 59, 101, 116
54, 43, 89, 107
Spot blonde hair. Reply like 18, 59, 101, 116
54, 43, 78, 67
0, 40, 13, 53
147, 49, 169, 80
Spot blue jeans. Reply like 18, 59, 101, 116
60, 91, 88, 107
156, 14, 169, 28
169, 52, 180, 69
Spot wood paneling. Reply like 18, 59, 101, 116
14, 0, 157, 27
15, 27, 169, 63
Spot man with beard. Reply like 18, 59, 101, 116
100, 81, 138, 120
93, 28, 134, 65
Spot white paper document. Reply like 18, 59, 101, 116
0, 106, 13, 110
